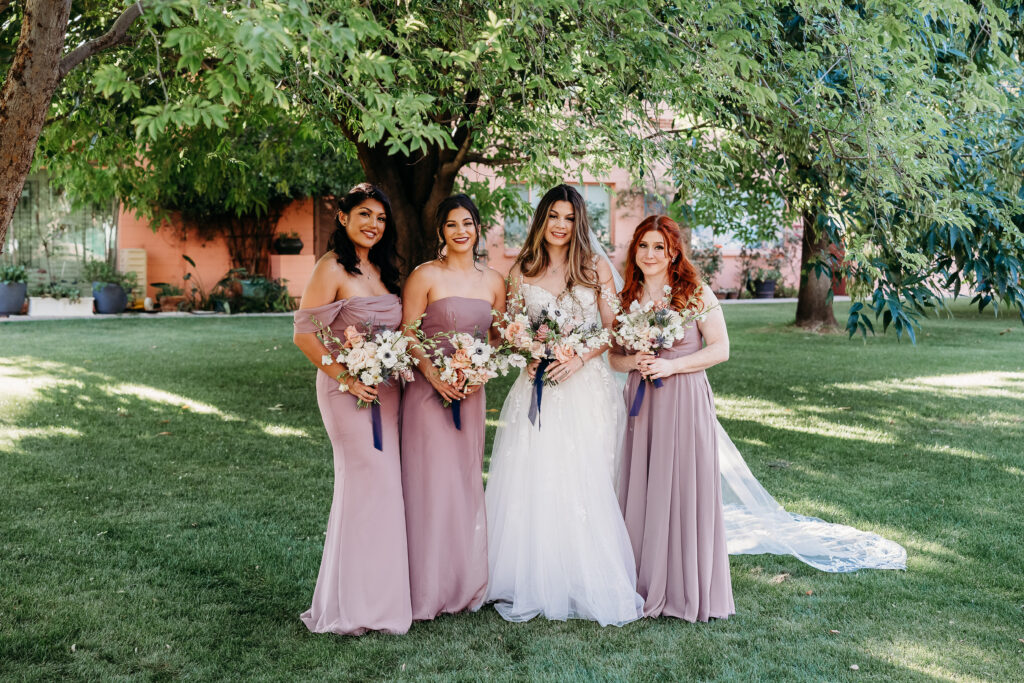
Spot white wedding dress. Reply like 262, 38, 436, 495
484, 283, 644, 626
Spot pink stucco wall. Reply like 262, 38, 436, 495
118, 173, 802, 298
117, 198, 316, 299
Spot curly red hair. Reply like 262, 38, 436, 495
620, 215, 704, 312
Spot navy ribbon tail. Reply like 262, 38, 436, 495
629, 380, 646, 417
653, 377, 664, 388
451, 399, 462, 431
371, 402, 383, 451
528, 358, 551, 427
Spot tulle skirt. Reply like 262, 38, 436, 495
484, 360, 644, 627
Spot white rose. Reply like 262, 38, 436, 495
509, 353, 527, 369
359, 371, 375, 385
346, 347, 370, 369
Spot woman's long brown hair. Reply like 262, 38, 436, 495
513, 184, 600, 292
620, 215, 704, 312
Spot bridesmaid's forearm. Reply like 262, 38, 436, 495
670, 344, 729, 374
294, 332, 345, 378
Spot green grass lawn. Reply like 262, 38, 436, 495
2, 302, 1022, 681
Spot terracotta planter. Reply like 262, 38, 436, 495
159, 295, 188, 312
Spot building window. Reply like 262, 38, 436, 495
1, 172, 118, 289
503, 183, 612, 249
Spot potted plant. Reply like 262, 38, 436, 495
150, 282, 187, 312
28, 282, 94, 317
747, 267, 782, 298
272, 232, 304, 255
691, 243, 723, 284
83, 259, 138, 314
0, 264, 28, 315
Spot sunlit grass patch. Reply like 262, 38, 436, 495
1, 304, 1022, 680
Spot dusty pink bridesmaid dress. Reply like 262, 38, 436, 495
618, 320, 735, 622
294, 295, 412, 635
400, 297, 491, 620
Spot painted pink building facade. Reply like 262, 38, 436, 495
115, 166, 802, 301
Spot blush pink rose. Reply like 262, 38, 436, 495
504, 321, 525, 341
451, 348, 473, 369
343, 325, 364, 348
553, 344, 576, 363
535, 324, 550, 341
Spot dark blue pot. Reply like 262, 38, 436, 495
93, 282, 128, 314
0, 281, 27, 315
754, 279, 777, 299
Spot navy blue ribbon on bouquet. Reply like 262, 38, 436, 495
450, 399, 462, 430
527, 358, 552, 428
371, 402, 383, 451
629, 377, 663, 418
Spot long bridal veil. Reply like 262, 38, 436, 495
717, 421, 906, 571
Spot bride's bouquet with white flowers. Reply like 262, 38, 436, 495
313, 318, 420, 450
494, 289, 611, 426
613, 285, 715, 416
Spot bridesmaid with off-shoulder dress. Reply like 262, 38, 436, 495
400, 195, 506, 620
610, 215, 735, 623
292, 183, 412, 635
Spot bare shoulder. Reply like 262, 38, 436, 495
301, 253, 347, 308
700, 282, 720, 308
484, 266, 507, 288
405, 260, 442, 287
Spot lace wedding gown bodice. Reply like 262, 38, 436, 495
484, 282, 643, 626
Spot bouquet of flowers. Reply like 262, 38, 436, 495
313, 318, 419, 450
612, 285, 714, 416
421, 330, 501, 430
494, 291, 611, 426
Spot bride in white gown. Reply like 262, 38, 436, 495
485, 185, 644, 626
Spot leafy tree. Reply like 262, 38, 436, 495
662, 1, 1023, 331
5, 0, 1022, 332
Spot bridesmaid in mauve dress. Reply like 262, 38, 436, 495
291, 183, 411, 635
610, 215, 735, 623
399, 194, 506, 621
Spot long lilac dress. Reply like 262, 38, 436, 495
294, 295, 412, 636
618, 319, 735, 622
401, 297, 491, 620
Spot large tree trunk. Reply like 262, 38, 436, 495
795, 208, 838, 330
354, 144, 463, 274
0, 1, 142, 253
0, 0, 72, 253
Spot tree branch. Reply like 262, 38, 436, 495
643, 122, 719, 140
464, 153, 529, 167
58, 2, 143, 79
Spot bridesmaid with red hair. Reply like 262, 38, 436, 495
610, 215, 735, 622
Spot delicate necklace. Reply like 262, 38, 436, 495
644, 280, 668, 305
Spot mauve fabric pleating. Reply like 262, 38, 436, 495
618, 320, 735, 622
